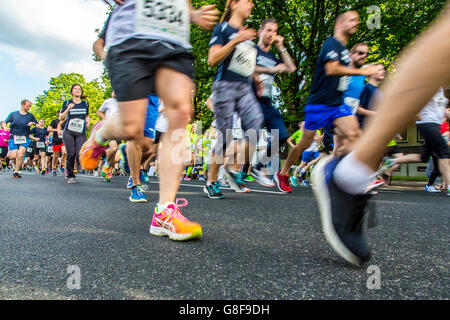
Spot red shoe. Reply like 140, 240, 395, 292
274, 170, 292, 193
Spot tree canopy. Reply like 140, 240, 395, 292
31, 0, 447, 134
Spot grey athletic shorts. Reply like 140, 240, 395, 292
212, 80, 264, 155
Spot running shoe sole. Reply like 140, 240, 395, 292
311, 156, 362, 266
129, 196, 148, 203
149, 225, 202, 241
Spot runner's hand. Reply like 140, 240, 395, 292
235, 26, 257, 44
274, 35, 285, 50
113, 0, 125, 5
191, 5, 220, 30
361, 64, 383, 76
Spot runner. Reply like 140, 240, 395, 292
81, 0, 220, 240
311, 6, 450, 266
205, 0, 265, 198
273, 11, 380, 193
380, 88, 450, 193
60, 84, 90, 184
0, 123, 10, 173
30, 119, 49, 175
3, 99, 37, 178
48, 111, 67, 176
249, 18, 296, 187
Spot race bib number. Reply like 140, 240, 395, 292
337, 76, 349, 92
58, 133, 63, 139
228, 42, 257, 78
135, 0, 190, 44
68, 119, 85, 134
14, 135, 26, 145
47, 146, 53, 153
37, 142, 45, 149
344, 97, 360, 114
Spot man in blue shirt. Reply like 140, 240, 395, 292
3, 99, 37, 178
343, 43, 370, 115
274, 11, 381, 193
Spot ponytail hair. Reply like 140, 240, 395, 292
220, 0, 235, 23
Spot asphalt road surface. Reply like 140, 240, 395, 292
0, 171, 448, 300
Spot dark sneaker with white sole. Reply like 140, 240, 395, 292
311, 155, 372, 266
203, 182, 224, 199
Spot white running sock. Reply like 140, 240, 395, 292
157, 202, 175, 212
333, 152, 375, 195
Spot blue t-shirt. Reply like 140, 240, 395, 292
209, 22, 256, 83
4, 111, 37, 137
358, 83, 379, 127
306, 36, 351, 106
343, 75, 366, 114
60, 100, 89, 134
256, 46, 283, 104
30, 127, 48, 142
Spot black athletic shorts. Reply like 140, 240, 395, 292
417, 123, 450, 162
106, 39, 194, 102
33, 145, 46, 156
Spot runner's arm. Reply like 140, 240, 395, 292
273, 35, 297, 73
93, 37, 107, 61
325, 61, 380, 77
208, 27, 256, 66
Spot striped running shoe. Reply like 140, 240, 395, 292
150, 199, 202, 241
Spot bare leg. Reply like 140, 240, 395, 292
155, 67, 194, 204
280, 129, 315, 176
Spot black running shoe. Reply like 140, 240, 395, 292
13, 172, 18, 178
203, 182, 224, 199
312, 156, 372, 266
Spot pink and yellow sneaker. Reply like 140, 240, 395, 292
80, 121, 108, 171
150, 198, 202, 241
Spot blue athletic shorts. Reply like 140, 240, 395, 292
302, 151, 320, 163
8, 137, 31, 151
144, 94, 160, 139
304, 104, 352, 131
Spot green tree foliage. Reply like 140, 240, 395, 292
191, 0, 447, 132
31, 73, 111, 133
